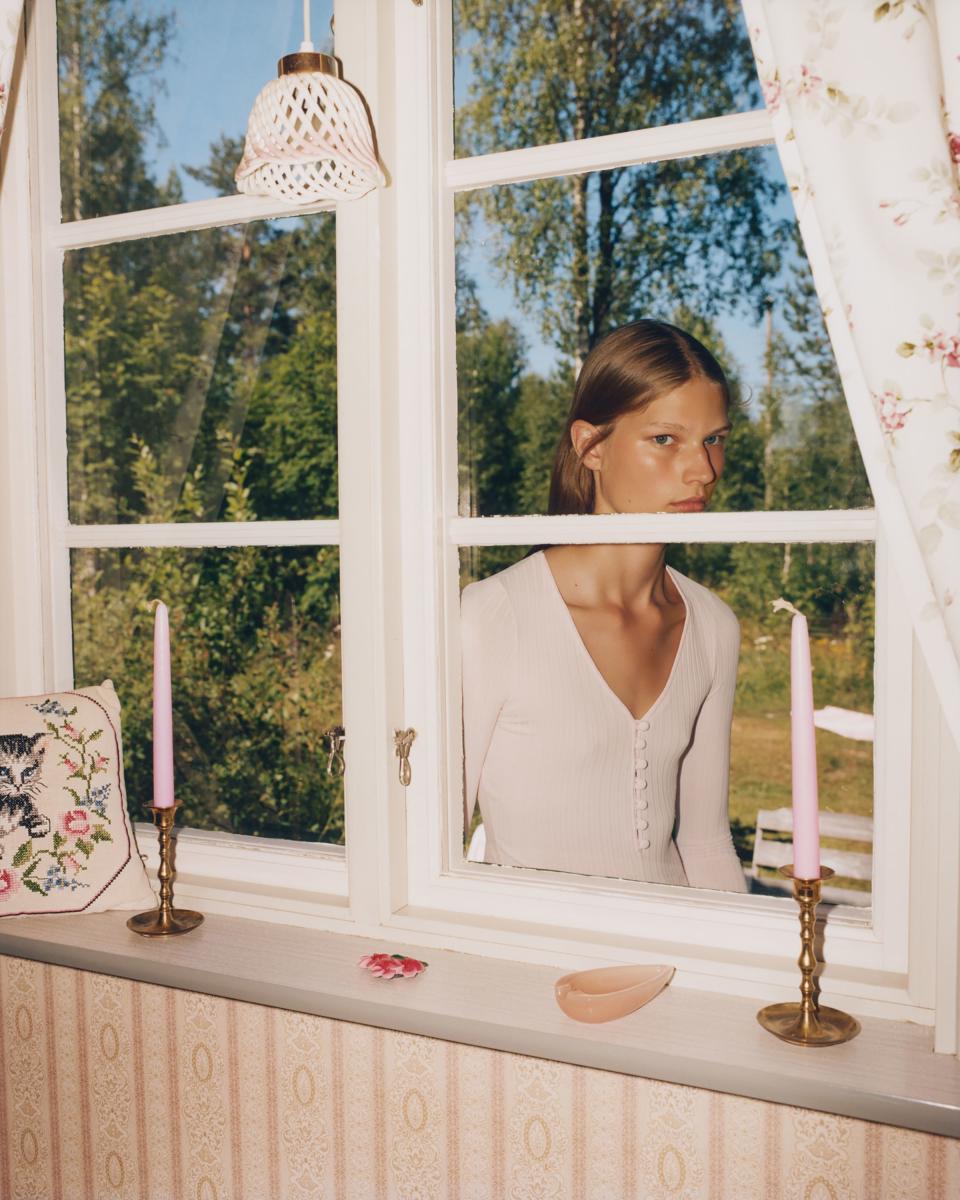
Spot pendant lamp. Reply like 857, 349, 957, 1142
235, 2, 384, 204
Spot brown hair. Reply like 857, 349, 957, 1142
547, 320, 732, 515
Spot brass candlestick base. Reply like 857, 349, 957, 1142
757, 866, 860, 1047
127, 802, 203, 937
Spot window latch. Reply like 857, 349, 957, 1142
394, 728, 417, 786
325, 726, 346, 778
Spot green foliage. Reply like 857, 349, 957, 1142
62, 0, 344, 843
455, 0, 784, 360
12, 841, 32, 868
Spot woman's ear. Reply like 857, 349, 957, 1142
570, 420, 605, 471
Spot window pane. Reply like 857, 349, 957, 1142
64, 214, 337, 524
458, 542, 874, 903
57, 0, 334, 219
71, 546, 344, 844
453, 0, 762, 159
456, 147, 872, 516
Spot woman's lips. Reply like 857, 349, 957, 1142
670, 499, 706, 512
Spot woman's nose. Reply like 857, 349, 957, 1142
683, 445, 719, 485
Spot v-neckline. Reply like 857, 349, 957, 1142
538, 550, 691, 725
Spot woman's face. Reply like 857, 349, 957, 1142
572, 377, 730, 515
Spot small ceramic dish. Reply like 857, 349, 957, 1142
554, 964, 675, 1023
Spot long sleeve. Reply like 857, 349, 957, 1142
460, 578, 517, 828
674, 601, 748, 893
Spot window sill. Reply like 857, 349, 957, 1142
0, 910, 956, 1139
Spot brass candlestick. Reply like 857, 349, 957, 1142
127, 802, 203, 936
757, 865, 860, 1046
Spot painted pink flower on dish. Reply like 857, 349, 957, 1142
60, 809, 90, 838
359, 951, 428, 980
0, 869, 19, 901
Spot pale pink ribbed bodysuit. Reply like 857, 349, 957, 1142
461, 551, 748, 892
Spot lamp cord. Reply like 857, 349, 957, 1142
300, 0, 314, 52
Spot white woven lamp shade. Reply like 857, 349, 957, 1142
235, 7, 383, 204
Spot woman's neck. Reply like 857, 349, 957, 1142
543, 543, 673, 612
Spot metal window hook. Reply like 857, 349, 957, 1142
394, 728, 417, 786
325, 726, 346, 778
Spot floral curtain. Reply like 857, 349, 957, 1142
742, 0, 960, 748
0, 0, 23, 157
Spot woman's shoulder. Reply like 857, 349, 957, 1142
669, 566, 740, 641
461, 552, 544, 611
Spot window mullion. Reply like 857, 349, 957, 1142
449, 510, 878, 546
335, 0, 410, 927
29, 0, 74, 691
445, 109, 774, 193
62, 520, 341, 549
49, 193, 336, 253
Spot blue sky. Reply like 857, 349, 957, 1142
138, 0, 794, 403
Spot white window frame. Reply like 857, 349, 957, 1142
1, 0, 367, 919
1, 0, 958, 1051
374, 0, 952, 1037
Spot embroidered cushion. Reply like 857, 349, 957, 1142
0, 681, 155, 915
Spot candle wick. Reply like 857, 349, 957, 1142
771, 596, 802, 619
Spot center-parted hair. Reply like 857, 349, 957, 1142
548, 320, 732, 515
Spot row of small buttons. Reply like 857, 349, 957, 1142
633, 719, 651, 850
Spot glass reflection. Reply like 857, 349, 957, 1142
71, 546, 343, 843
456, 148, 873, 517
64, 214, 337, 525
57, 0, 334, 218
454, 0, 761, 158
459, 322, 874, 898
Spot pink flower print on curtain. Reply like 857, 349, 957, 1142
0, 0, 23, 155
742, 0, 960, 749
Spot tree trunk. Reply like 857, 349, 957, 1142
570, 0, 591, 372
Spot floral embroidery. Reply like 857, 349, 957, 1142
29, 699, 73, 718
60, 809, 91, 838
9, 703, 114, 897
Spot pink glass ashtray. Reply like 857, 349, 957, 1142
554, 964, 675, 1023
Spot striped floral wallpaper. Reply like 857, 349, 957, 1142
0, 955, 957, 1200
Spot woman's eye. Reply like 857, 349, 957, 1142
705, 435, 726, 446
652, 434, 674, 446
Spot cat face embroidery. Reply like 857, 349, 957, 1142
0, 732, 51, 849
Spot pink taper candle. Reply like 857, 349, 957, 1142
774, 598, 820, 878
152, 601, 175, 809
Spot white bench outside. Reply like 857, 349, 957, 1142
750, 806, 873, 907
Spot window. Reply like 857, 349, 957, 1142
391, 0, 922, 1018
2, 0, 956, 1044
4, 0, 348, 910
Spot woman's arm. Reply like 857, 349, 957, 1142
460, 578, 516, 828
674, 601, 749, 893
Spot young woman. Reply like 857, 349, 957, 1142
461, 320, 748, 892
